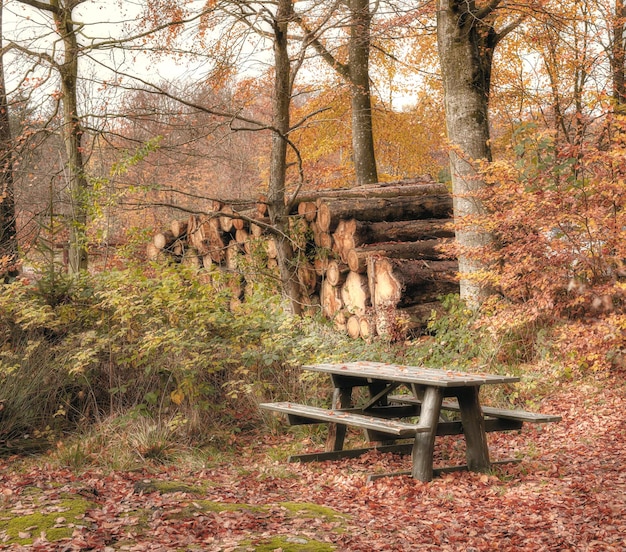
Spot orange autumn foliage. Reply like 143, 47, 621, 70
471, 120, 626, 370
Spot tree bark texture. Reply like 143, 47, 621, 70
349, 0, 378, 185
267, 0, 306, 316
0, 1, 18, 279
317, 193, 452, 233
437, 0, 497, 305
53, 0, 89, 273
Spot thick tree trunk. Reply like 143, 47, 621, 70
437, 0, 497, 306
349, 0, 377, 185
0, 2, 18, 280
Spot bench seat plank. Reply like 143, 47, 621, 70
387, 395, 561, 423
260, 402, 430, 437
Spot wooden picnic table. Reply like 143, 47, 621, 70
261, 361, 560, 482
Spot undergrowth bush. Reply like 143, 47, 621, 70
0, 260, 411, 445
2, 236, 619, 454
470, 121, 626, 371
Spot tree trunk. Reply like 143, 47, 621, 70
612, 0, 626, 106
54, 1, 89, 273
0, 2, 18, 280
437, 0, 497, 306
349, 0, 377, 185
267, 0, 306, 315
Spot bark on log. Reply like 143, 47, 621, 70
316, 193, 452, 233
187, 214, 200, 235
340, 271, 370, 315
369, 257, 458, 310
347, 238, 452, 273
205, 217, 226, 263
334, 218, 455, 259
297, 177, 442, 203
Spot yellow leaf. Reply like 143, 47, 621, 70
170, 389, 184, 405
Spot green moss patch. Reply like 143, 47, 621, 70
0, 496, 94, 546
247, 535, 335, 551
133, 479, 205, 495
278, 502, 348, 522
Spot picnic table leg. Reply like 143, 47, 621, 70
411, 386, 443, 482
455, 386, 490, 472
325, 387, 352, 452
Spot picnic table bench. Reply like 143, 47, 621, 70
260, 361, 560, 481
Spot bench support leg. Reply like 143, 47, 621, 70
411, 386, 443, 481
456, 386, 490, 472
325, 387, 352, 452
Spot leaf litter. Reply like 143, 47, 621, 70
0, 372, 624, 551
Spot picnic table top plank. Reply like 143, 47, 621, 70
303, 361, 520, 387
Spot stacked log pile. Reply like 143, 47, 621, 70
148, 176, 459, 338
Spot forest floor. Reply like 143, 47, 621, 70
0, 370, 625, 551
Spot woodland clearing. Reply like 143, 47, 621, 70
0, 370, 624, 551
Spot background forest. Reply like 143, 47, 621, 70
0, 0, 624, 457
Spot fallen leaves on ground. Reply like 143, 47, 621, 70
1, 372, 625, 551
